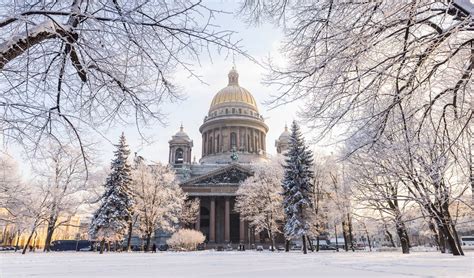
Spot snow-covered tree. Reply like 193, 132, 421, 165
0, 153, 24, 223
326, 161, 355, 252
18, 181, 51, 254
282, 121, 314, 254
241, 2, 471, 257
0, 1, 245, 160
30, 143, 88, 252
344, 113, 469, 256
131, 159, 185, 252
235, 157, 284, 251
307, 157, 333, 251
89, 133, 134, 253
180, 198, 200, 228
346, 149, 412, 254
240, 1, 471, 154
352, 216, 381, 252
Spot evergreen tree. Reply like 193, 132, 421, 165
89, 133, 134, 253
282, 121, 314, 254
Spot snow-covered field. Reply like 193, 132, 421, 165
1, 250, 472, 277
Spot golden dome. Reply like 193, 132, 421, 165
209, 68, 258, 113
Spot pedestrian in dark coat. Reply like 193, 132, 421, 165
152, 243, 157, 253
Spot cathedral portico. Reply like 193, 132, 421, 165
180, 163, 252, 244
191, 196, 245, 244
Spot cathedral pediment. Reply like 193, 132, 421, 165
181, 163, 253, 186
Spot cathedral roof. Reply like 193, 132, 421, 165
170, 124, 192, 143
209, 67, 258, 113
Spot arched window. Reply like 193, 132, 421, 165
230, 132, 237, 149
226, 108, 229, 114
232, 108, 235, 114
175, 148, 184, 164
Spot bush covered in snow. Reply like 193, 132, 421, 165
167, 229, 205, 251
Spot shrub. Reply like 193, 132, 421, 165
167, 229, 205, 251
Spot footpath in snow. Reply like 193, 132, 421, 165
1, 250, 472, 278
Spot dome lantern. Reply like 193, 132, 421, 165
208, 67, 259, 115
228, 67, 239, 85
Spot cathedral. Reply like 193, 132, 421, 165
165, 67, 291, 247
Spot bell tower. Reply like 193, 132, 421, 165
275, 124, 291, 154
168, 124, 193, 167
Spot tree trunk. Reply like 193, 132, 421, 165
99, 239, 105, 254
285, 239, 290, 252
126, 221, 133, 252
43, 217, 57, 252
347, 214, 354, 252
439, 222, 464, 256
364, 226, 372, 251
342, 221, 348, 251
385, 230, 396, 247
438, 228, 447, 253
1, 226, 7, 245
268, 229, 275, 252
316, 235, 320, 252
449, 223, 464, 256
302, 235, 307, 254
395, 222, 410, 254
14, 229, 20, 252
335, 224, 339, 252
428, 220, 442, 251
145, 233, 151, 252
431, 203, 464, 256
307, 236, 314, 252
22, 229, 36, 255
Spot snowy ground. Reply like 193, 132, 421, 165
1, 250, 472, 278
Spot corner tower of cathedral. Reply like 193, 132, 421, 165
199, 67, 268, 164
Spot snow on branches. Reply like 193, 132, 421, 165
131, 158, 186, 251
235, 157, 284, 251
0, 0, 245, 162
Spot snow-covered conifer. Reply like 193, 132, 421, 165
89, 133, 134, 253
282, 121, 314, 254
